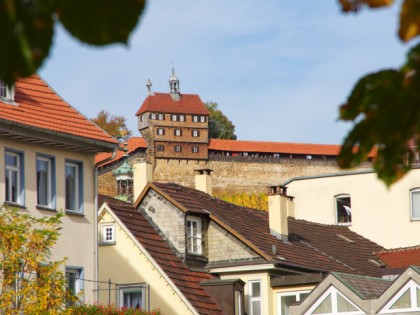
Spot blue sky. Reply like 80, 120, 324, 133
39, 1, 408, 144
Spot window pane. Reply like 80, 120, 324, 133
6, 153, 17, 167
123, 291, 142, 309
336, 196, 351, 224
390, 289, 411, 310
337, 293, 358, 312
312, 294, 332, 314
281, 295, 297, 315
37, 159, 49, 206
251, 300, 261, 315
412, 191, 420, 218
235, 291, 241, 315
66, 164, 77, 211
252, 282, 261, 298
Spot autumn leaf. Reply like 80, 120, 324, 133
399, 0, 420, 42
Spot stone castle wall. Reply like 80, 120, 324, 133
98, 152, 372, 197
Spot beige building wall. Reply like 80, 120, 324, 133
0, 138, 97, 303
286, 169, 420, 248
98, 210, 197, 315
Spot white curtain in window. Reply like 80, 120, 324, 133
412, 190, 420, 218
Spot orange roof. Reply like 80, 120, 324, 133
0, 75, 117, 145
95, 137, 147, 166
377, 246, 420, 269
136, 92, 210, 116
208, 139, 342, 155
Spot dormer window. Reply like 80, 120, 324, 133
335, 194, 351, 225
187, 217, 202, 255
0, 80, 15, 102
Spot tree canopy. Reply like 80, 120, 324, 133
337, 0, 420, 185
0, 205, 72, 313
92, 110, 133, 140
0, 0, 146, 84
205, 102, 237, 140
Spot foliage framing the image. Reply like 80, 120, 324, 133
0, 0, 146, 84
0, 205, 73, 313
339, 43, 420, 186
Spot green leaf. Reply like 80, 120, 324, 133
339, 43, 420, 186
57, 0, 146, 46
0, 0, 55, 83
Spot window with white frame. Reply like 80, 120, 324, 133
192, 115, 199, 122
410, 188, 420, 220
305, 286, 364, 315
192, 130, 200, 137
156, 128, 165, 136
118, 285, 146, 309
66, 267, 83, 307
192, 146, 199, 153
0, 80, 15, 102
380, 280, 420, 313
200, 115, 206, 122
65, 161, 83, 213
278, 290, 310, 315
249, 280, 262, 315
174, 145, 182, 153
101, 224, 115, 244
335, 194, 352, 225
179, 114, 185, 122
150, 113, 156, 120
187, 217, 202, 254
171, 114, 178, 121
36, 156, 55, 208
5, 150, 24, 205
158, 113, 164, 120
156, 144, 165, 152
174, 129, 182, 136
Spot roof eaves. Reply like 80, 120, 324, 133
282, 169, 375, 186
0, 118, 118, 152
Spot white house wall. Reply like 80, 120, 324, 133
0, 139, 96, 303
286, 169, 420, 248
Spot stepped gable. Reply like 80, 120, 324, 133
99, 195, 223, 315
152, 182, 384, 277
332, 272, 392, 299
376, 246, 420, 269
136, 92, 210, 116
0, 75, 117, 146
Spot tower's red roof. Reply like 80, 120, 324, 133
136, 92, 210, 116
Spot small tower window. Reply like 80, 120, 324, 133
171, 114, 178, 121
156, 128, 165, 136
192, 146, 199, 153
174, 129, 182, 136
193, 116, 199, 122
179, 115, 185, 122
174, 145, 182, 152
192, 130, 200, 137
157, 145, 165, 152
158, 113, 164, 120
200, 116, 206, 123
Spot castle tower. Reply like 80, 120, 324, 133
136, 69, 210, 165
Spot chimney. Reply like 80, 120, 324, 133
268, 185, 294, 240
133, 161, 153, 201
194, 168, 213, 195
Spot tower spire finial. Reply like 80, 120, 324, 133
146, 78, 152, 95
169, 63, 180, 99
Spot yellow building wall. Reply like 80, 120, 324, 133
98, 211, 196, 314
0, 138, 97, 304
287, 169, 420, 248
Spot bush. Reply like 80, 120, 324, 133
67, 304, 162, 315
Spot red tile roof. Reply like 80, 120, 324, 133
376, 246, 420, 269
210, 139, 341, 156
0, 75, 117, 146
136, 93, 210, 116
152, 182, 384, 277
95, 137, 146, 166
99, 195, 223, 315
332, 272, 392, 299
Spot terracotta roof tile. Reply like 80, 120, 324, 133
0, 75, 117, 146
136, 93, 210, 116
153, 182, 384, 277
376, 246, 420, 269
99, 195, 223, 315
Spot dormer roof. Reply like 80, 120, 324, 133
136, 93, 210, 116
